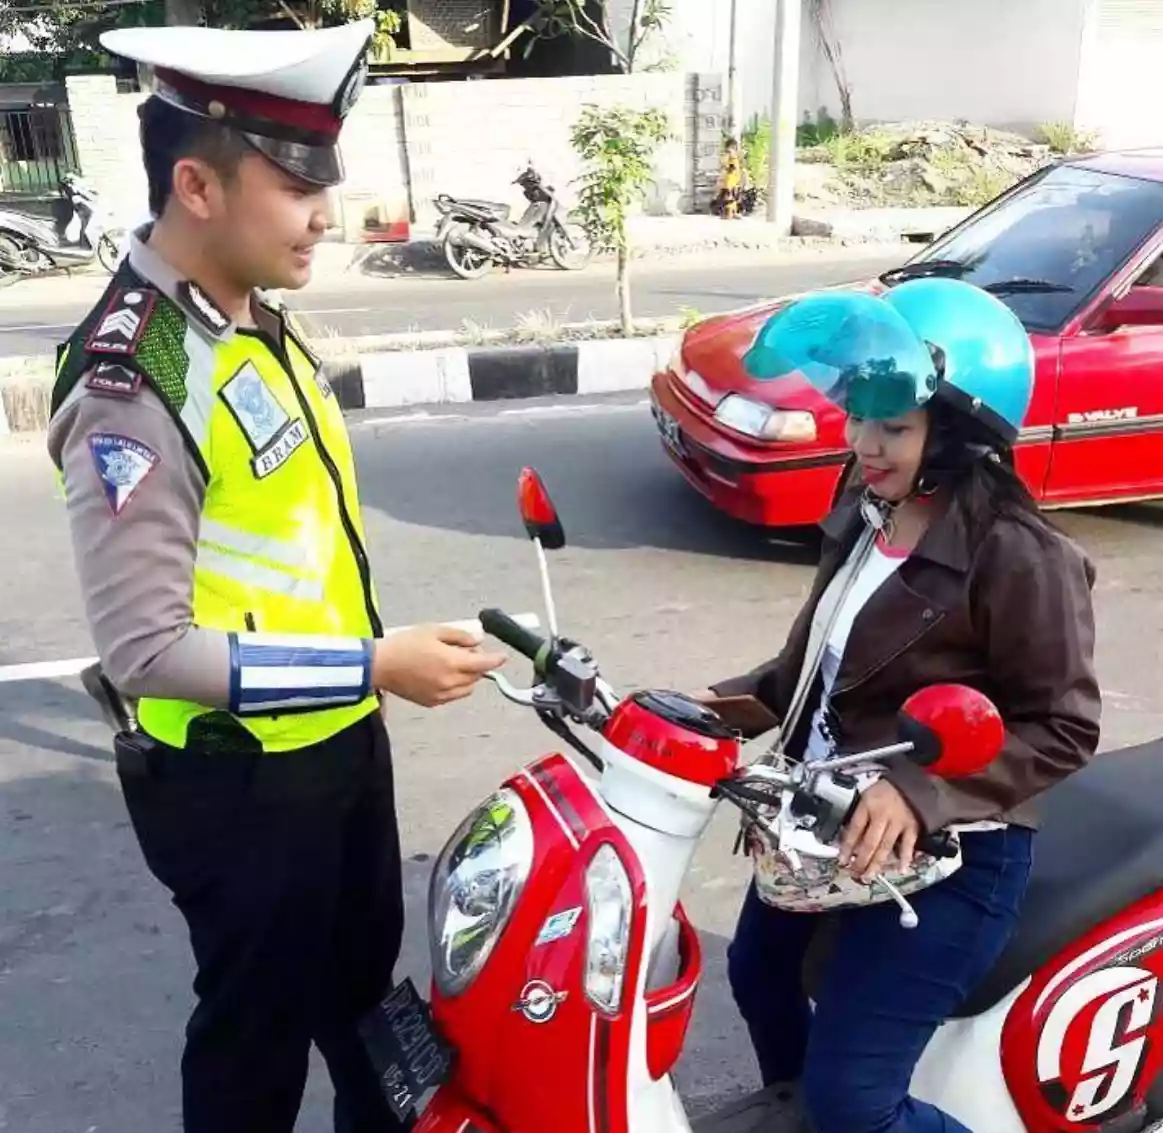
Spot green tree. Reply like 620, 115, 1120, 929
0, 0, 401, 68
570, 103, 671, 335
210, 0, 401, 55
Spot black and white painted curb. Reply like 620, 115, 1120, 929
326, 335, 678, 413
0, 335, 678, 435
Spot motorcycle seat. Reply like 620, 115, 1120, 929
954, 736, 1163, 1017
451, 199, 510, 222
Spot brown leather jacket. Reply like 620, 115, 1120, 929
711, 491, 1102, 832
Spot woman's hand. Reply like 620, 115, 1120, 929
839, 780, 921, 884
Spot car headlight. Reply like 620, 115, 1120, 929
713, 394, 817, 442
584, 843, 634, 1015
429, 788, 534, 997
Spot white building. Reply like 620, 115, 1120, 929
610, 0, 1163, 148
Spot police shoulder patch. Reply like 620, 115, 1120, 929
84, 361, 142, 398
88, 433, 160, 516
85, 288, 158, 356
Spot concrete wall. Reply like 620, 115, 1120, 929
64, 75, 149, 225
616, 0, 1090, 136
330, 79, 411, 240
64, 69, 720, 238
797, 0, 1089, 134
403, 71, 718, 229
1075, 0, 1163, 148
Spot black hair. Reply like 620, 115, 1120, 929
838, 396, 1057, 547
138, 96, 252, 217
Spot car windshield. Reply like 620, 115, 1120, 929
900, 164, 1163, 330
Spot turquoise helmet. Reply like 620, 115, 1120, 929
742, 278, 1035, 445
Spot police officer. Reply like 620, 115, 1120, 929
46, 19, 506, 1133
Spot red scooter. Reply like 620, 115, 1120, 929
362, 468, 1163, 1133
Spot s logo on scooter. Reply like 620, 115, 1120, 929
1036, 964, 1158, 1123
513, 980, 567, 1024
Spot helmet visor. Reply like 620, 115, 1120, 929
742, 291, 939, 420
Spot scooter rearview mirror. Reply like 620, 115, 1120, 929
897, 684, 1004, 779
517, 467, 566, 551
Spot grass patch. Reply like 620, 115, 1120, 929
1036, 122, 1099, 155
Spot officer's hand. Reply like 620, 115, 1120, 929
373, 625, 506, 708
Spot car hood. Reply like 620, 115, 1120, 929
681, 278, 886, 406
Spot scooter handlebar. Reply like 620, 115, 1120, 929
479, 608, 550, 666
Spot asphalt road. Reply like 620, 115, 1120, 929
2, 398, 1162, 1132
0, 248, 902, 357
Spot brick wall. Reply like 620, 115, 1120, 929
64, 70, 722, 238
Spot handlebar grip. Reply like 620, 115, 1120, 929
916, 831, 958, 859
479, 608, 548, 663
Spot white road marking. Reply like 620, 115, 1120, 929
1, 307, 372, 335
352, 411, 472, 429
351, 399, 649, 431
0, 657, 98, 682
1, 322, 77, 333
499, 400, 649, 417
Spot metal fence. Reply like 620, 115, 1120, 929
0, 104, 80, 197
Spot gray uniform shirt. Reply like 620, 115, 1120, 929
48, 232, 294, 705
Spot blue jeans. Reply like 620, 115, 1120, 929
727, 826, 1033, 1133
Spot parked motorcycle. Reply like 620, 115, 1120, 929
357, 467, 1163, 1133
434, 164, 592, 280
0, 172, 124, 283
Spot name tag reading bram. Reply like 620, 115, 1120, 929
219, 362, 309, 478
252, 420, 309, 479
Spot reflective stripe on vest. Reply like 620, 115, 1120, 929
136, 323, 381, 752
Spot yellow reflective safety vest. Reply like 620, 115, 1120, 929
52, 266, 381, 752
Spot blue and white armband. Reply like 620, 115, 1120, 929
227, 633, 375, 716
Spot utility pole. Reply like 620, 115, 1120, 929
766, 0, 801, 232
726, 0, 742, 140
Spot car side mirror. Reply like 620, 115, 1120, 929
897, 684, 1005, 779
1095, 286, 1163, 331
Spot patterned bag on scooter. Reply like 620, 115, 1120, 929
745, 518, 967, 915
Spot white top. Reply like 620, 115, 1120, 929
805, 539, 907, 761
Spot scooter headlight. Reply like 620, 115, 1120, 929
583, 843, 634, 1015
428, 788, 534, 997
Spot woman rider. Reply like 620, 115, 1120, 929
701, 277, 1102, 1132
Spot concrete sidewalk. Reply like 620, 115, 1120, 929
0, 205, 959, 312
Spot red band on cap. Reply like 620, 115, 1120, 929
156, 67, 342, 137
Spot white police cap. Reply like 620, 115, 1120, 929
99, 19, 374, 187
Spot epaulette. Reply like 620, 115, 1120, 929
83, 285, 160, 357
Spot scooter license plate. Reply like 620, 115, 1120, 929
359, 977, 455, 1123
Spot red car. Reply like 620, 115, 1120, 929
651, 150, 1163, 528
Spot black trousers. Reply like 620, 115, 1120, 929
117, 710, 406, 1133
